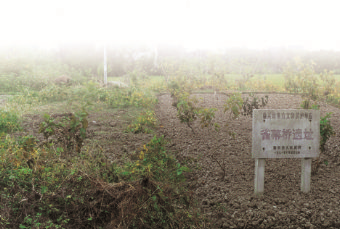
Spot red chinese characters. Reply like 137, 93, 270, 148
271, 129, 281, 140
260, 128, 314, 140
282, 129, 292, 140
260, 129, 271, 140
293, 129, 303, 140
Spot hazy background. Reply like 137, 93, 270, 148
2, 0, 340, 82
1, 0, 340, 51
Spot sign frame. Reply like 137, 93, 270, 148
252, 109, 320, 194
252, 109, 320, 158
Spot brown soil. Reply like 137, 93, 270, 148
19, 109, 154, 166
14, 93, 340, 228
155, 93, 340, 229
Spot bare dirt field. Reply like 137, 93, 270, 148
154, 93, 340, 229
15, 93, 340, 228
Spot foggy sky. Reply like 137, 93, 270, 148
1, 0, 340, 51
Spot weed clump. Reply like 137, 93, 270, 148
320, 112, 335, 153
126, 110, 157, 134
242, 93, 268, 116
169, 81, 220, 134
39, 110, 88, 154
224, 93, 243, 119
0, 110, 22, 133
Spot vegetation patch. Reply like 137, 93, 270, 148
0, 109, 22, 133
126, 110, 157, 134
0, 127, 205, 228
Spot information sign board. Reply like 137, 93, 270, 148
252, 109, 320, 158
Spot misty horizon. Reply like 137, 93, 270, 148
1, 0, 340, 52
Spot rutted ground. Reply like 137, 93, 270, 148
155, 93, 340, 229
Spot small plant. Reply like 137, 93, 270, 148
320, 112, 335, 153
300, 99, 319, 110
126, 110, 157, 134
224, 93, 243, 119
167, 80, 181, 97
176, 95, 199, 134
39, 109, 89, 154
208, 151, 227, 180
124, 135, 190, 183
170, 83, 220, 133
38, 113, 57, 140
300, 99, 311, 109
0, 109, 22, 133
312, 112, 335, 175
242, 94, 268, 116
173, 92, 220, 133
198, 108, 220, 131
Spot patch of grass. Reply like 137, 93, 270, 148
105, 87, 158, 109
0, 109, 22, 133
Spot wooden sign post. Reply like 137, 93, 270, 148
252, 109, 320, 194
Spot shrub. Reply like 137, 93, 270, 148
283, 61, 319, 100
39, 110, 89, 154
198, 108, 220, 131
123, 136, 189, 183
300, 99, 320, 110
242, 94, 268, 116
175, 94, 199, 134
224, 93, 243, 119
320, 112, 335, 153
170, 85, 220, 133
126, 110, 157, 134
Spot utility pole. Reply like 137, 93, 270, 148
104, 45, 107, 85
154, 44, 158, 68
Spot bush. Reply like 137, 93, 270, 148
126, 110, 157, 134
242, 94, 268, 116
170, 84, 220, 134
39, 110, 89, 154
283, 61, 319, 100
224, 93, 243, 119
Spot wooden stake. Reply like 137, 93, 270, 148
301, 158, 312, 193
254, 158, 265, 194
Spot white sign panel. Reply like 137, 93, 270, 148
252, 109, 320, 158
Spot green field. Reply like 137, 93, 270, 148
110, 73, 340, 92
